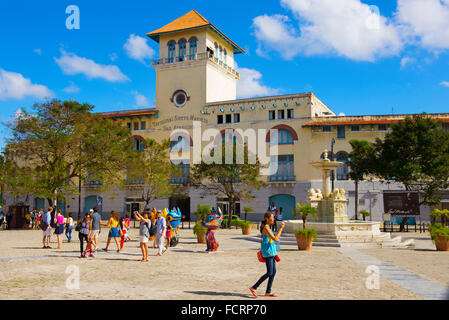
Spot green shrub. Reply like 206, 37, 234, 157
294, 228, 317, 240
195, 204, 211, 221
222, 215, 240, 227
193, 221, 207, 236
428, 223, 449, 242
236, 219, 253, 229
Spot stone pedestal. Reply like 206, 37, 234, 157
310, 199, 349, 223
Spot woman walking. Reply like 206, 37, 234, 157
65, 213, 74, 243
134, 211, 151, 262
249, 211, 285, 298
77, 214, 91, 258
102, 211, 121, 252
54, 210, 65, 249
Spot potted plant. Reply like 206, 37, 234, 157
430, 209, 449, 226
243, 206, 254, 222
237, 219, 254, 235
428, 222, 449, 251
293, 202, 318, 250
360, 209, 371, 221
193, 221, 207, 243
294, 229, 317, 251
193, 204, 211, 243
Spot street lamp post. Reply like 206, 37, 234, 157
331, 138, 336, 191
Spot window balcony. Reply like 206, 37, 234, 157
152, 52, 239, 79
169, 177, 189, 185
85, 180, 102, 186
269, 175, 296, 182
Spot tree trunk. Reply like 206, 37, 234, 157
354, 179, 359, 220
227, 199, 234, 229
244, 212, 248, 222
302, 215, 306, 229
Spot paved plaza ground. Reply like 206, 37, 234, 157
0, 225, 448, 300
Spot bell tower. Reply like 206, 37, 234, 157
147, 10, 245, 119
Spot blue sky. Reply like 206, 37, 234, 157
1, 0, 449, 148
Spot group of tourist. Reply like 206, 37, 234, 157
22, 202, 283, 296
35, 205, 172, 261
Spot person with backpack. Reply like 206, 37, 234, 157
77, 214, 92, 258
41, 207, 52, 248
134, 211, 151, 262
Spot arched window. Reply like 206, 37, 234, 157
178, 39, 187, 62
133, 137, 144, 152
168, 40, 176, 63
270, 129, 294, 145
219, 46, 223, 63
170, 136, 190, 151
223, 49, 227, 65
189, 37, 197, 60
214, 42, 218, 59
336, 152, 349, 180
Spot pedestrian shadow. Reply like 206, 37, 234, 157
13, 247, 45, 250
413, 248, 436, 252
184, 291, 252, 299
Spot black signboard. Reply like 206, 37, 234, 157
383, 191, 420, 215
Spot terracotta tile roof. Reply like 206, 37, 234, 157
302, 114, 449, 127
146, 10, 245, 54
147, 10, 210, 37
99, 108, 159, 118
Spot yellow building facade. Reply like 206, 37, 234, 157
26, 10, 449, 222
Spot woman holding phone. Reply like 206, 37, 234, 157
249, 211, 285, 298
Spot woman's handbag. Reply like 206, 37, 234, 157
75, 223, 81, 232
257, 250, 266, 263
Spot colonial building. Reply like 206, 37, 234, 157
23, 10, 449, 222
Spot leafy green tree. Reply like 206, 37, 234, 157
5, 100, 134, 206
191, 142, 266, 228
373, 115, 449, 230
348, 139, 376, 220
126, 138, 177, 211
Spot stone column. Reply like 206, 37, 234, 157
322, 169, 332, 199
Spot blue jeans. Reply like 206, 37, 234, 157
252, 256, 276, 294
65, 226, 73, 240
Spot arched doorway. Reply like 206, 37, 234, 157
84, 196, 103, 217
268, 194, 296, 220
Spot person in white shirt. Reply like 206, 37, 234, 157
155, 210, 167, 256
65, 213, 74, 243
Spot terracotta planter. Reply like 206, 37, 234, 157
295, 234, 313, 251
242, 227, 252, 235
435, 236, 449, 251
197, 233, 206, 244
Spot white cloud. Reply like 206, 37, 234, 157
132, 91, 150, 107
396, 0, 449, 50
34, 49, 42, 55
338, 112, 346, 116
237, 67, 280, 98
253, 0, 403, 61
54, 50, 130, 82
124, 34, 156, 64
400, 56, 416, 69
0, 68, 54, 101
62, 81, 80, 93
440, 81, 449, 88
